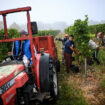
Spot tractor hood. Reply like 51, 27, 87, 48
0, 64, 24, 87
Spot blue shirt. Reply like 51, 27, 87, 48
23, 40, 32, 60
64, 40, 74, 54
13, 40, 35, 65
15, 41, 20, 56
13, 41, 21, 59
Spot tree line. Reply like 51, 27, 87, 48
65, 22, 105, 36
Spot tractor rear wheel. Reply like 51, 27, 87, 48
39, 53, 58, 101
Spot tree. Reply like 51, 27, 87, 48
65, 15, 92, 75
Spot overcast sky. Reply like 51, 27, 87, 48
0, 0, 105, 26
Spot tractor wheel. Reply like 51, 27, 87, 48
39, 53, 50, 92
39, 53, 58, 101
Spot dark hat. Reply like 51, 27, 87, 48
20, 30, 28, 36
69, 35, 74, 38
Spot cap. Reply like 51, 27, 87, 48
20, 30, 28, 36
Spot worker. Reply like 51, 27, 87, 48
97, 32, 103, 46
88, 39, 100, 64
64, 35, 79, 73
56, 34, 69, 64
12, 30, 37, 67
103, 35, 105, 47
20, 30, 37, 66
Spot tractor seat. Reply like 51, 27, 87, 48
0, 64, 24, 87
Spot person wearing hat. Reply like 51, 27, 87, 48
20, 30, 32, 66
12, 30, 37, 67
97, 32, 103, 46
55, 34, 69, 65
12, 30, 29, 61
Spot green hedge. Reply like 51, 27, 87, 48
65, 23, 105, 37
88, 23, 105, 35
98, 49, 105, 65
0, 28, 19, 61
34, 30, 60, 37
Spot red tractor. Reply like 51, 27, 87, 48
0, 7, 60, 105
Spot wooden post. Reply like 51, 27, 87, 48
85, 58, 87, 77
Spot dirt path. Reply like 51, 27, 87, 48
67, 68, 105, 105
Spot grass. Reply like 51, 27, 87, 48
56, 81, 88, 105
